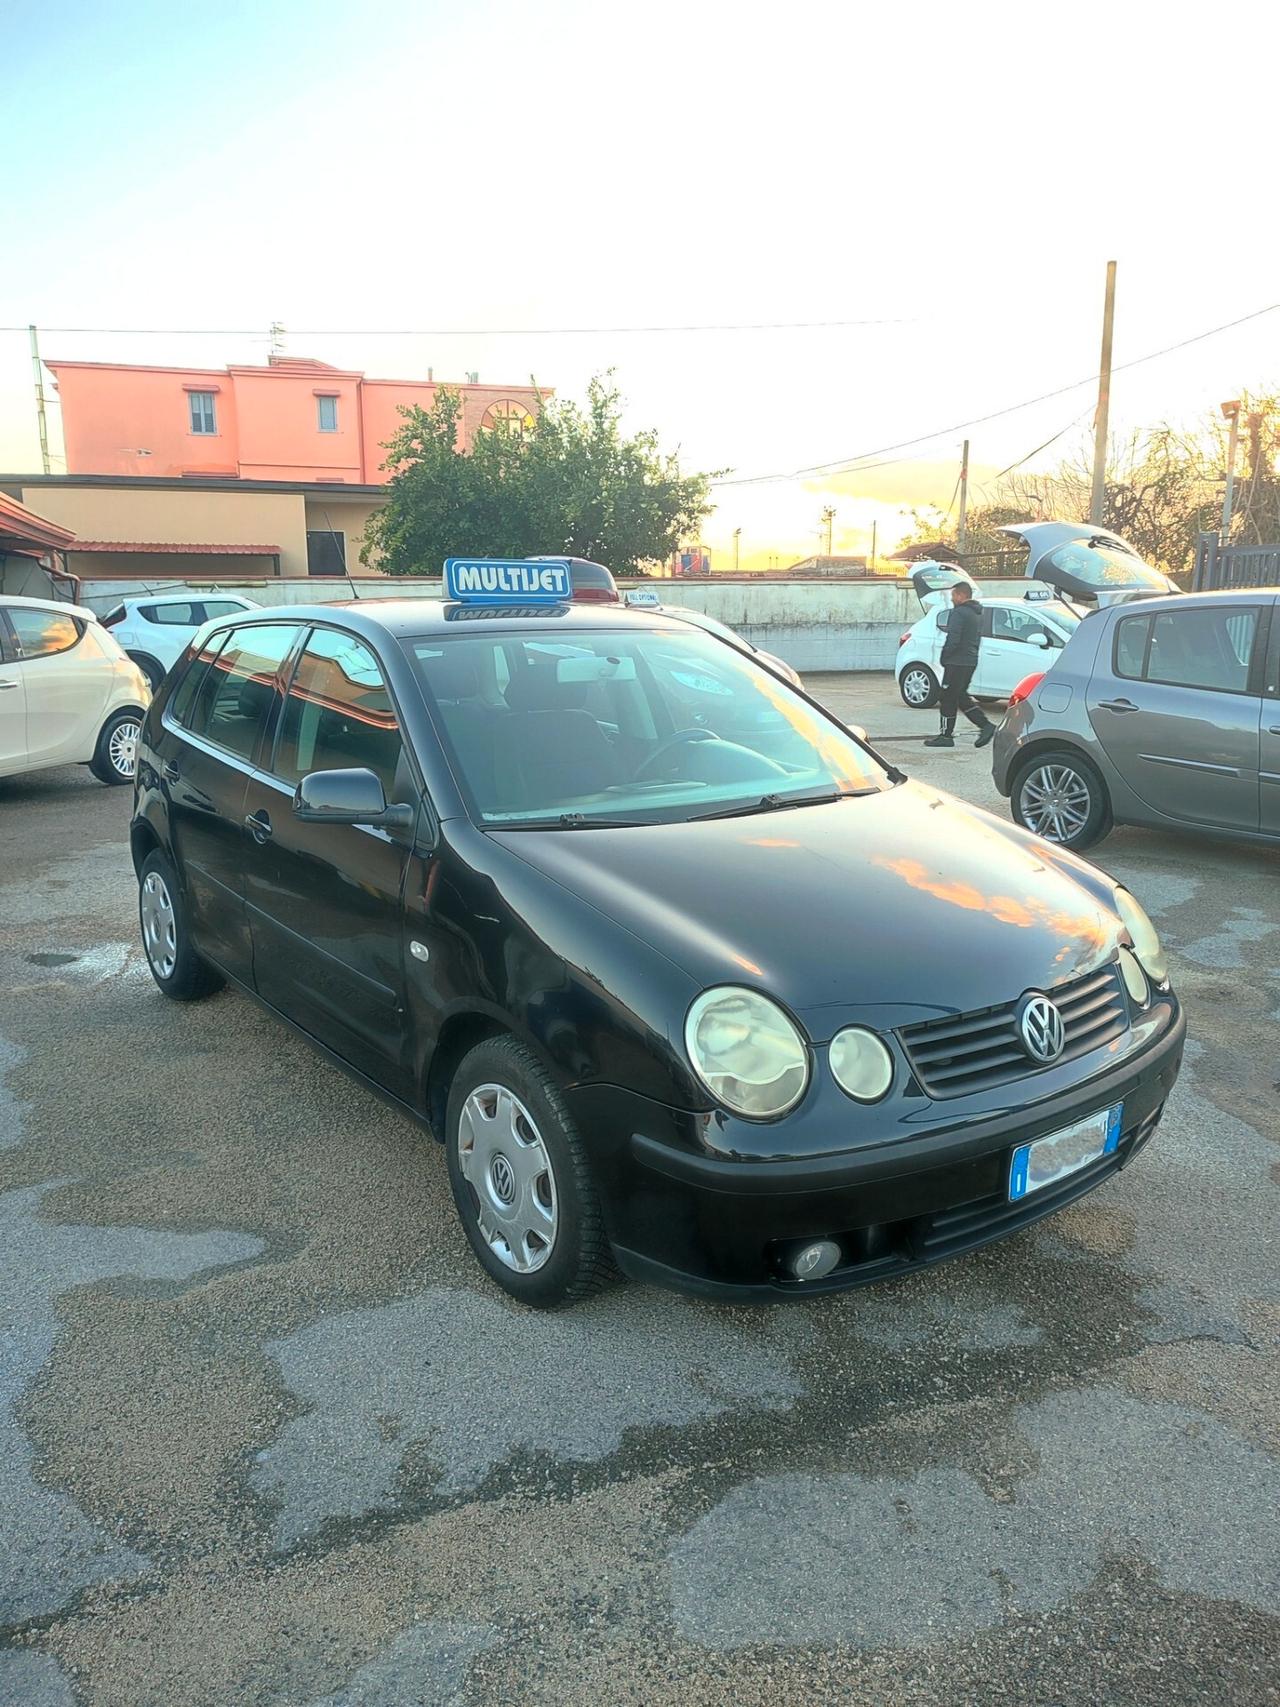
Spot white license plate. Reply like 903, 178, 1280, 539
1009, 1104, 1123, 1201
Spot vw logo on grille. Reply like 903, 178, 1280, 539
489, 1154, 517, 1205
1019, 993, 1066, 1064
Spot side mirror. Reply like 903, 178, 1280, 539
293, 767, 414, 830
847, 723, 868, 742
1033, 632, 1053, 648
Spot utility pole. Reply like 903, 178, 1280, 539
1220, 400, 1242, 541
870, 520, 877, 573
732, 527, 742, 572
957, 439, 970, 553
820, 504, 835, 555
1089, 261, 1117, 525
28, 325, 52, 475
269, 321, 286, 357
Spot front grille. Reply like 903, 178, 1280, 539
897, 964, 1129, 1099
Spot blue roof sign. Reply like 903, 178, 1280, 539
444, 557, 572, 604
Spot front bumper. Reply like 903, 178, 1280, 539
567, 999, 1184, 1299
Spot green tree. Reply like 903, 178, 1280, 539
364, 375, 718, 576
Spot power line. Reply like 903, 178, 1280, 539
710, 299, 1280, 487
0, 315, 909, 338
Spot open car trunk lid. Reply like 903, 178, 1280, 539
997, 522, 1180, 607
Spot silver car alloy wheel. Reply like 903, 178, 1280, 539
109, 718, 141, 778
457, 1083, 558, 1273
1018, 762, 1092, 843
140, 871, 178, 980
901, 667, 933, 706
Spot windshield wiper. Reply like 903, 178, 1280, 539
496, 813, 650, 831
688, 789, 877, 822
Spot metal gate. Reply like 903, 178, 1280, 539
1192, 534, 1280, 591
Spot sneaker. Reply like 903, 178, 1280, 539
975, 724, 995, 749
923, 733, 955, 748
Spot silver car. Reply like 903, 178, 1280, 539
992, 589, 1280, 850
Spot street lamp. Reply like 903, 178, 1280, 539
1220, 400, 1242, 542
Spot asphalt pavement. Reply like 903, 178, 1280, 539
0, 676, 1277, 1707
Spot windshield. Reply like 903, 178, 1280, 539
410, 626, 887, 827
1043, 542, 1170, 592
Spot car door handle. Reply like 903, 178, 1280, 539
1097, 698, 1140, 713
1269, 725, 1280, 736
162, 761, 181, 783
244, 810, 273, 844
0, 678, 18, 691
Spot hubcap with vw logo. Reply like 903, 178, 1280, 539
1018, 993, 1066, 1064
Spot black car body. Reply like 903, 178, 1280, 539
131, 598, 1183, 1304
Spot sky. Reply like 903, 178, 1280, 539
3, 0, 1278, 568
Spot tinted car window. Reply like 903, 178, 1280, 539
140, 602, 200, 625
202, 600, 249, 620
1114, 614, 1150, 680
1146, 607, 1258, 693
185, 623, 300, 761
169, 629, 231, 727
8, 608, 82, 660
1045, 542, 1170, 593
990, 606, 1054, 645
274, 628, 403, 798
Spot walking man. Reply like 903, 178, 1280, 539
924, 582, 996, 748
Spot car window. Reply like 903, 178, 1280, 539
140, 602, 201, 625
185, 623, 300, 761
7, 607, 83, 660
1045, 542, 1171, 593
169, 629, 231, 727
990, 606, 1053, 645
274, 628, 403, 799
1116, 607, 1259, 693
936, 610, 950, 631
411, 626, 887, 827
202, 600, 250, 620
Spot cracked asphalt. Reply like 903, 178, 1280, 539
1, 673, 1277, 1707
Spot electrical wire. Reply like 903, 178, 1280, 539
1, 316, 909, 338
710, 299, 1280, 487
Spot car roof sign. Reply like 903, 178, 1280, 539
625, 587, 663, 608
444, 557, 572, 605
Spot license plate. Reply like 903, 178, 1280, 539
1009, 1104, 1123, 1201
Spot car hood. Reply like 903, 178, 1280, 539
492, 782, 1122, 1039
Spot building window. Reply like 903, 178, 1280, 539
317, 394, 338, 433
189, 391, 217, 435
306, 530, 347, 576
481, 399, 536, 436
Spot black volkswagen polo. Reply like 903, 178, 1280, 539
131, 584, 1184, 1306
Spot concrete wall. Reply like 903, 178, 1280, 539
70, 570, 1032, 671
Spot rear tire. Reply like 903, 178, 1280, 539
446, 1034, 615, 1308
129, 653, 165, 693
1011, 749, 1111, 851
898, 664, 939, 709
89, 708, 144, 784
138, 851, 225, 1000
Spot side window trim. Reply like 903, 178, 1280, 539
0, 609, 16, 665
1112, 613, 1153, 682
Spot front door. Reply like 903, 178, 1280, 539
978, 603, 1060, 697
241, 626, 416, 1096
163, 621, 303, 982
1088, 604, 1264, 832
1261, 603, 1280, 834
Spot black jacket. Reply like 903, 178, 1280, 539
940, 598, 983, 668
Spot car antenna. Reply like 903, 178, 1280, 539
321, 507, 360, 602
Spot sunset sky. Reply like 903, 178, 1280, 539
3, 0, 1276, 568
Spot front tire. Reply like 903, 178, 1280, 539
899, 664, 939, 709
129, 653, 165, 693
138, 851, 225, 999
89, 708, 144, 785
1011, 750, 1111, 850
445, 1035, 614, 1308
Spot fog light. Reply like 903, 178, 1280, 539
789, 1239, 842, 1281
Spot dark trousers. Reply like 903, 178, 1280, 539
939, 664, 990, 731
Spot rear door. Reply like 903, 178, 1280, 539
0, 613, 28, 774
240, 625, 417, 1095
1260, 600, 1280, 834
5, 607, 114, 766
162, 621, 303, 981
1087, 604, 1264, 832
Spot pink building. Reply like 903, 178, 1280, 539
46, 356, 548, 482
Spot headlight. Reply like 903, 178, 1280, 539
1117, 947, 1150, 1008
1114, 888, 1168, 984
684, 987, 809, 1119
829, 1026, 894, 1102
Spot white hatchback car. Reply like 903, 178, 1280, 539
0, 595, 151, 785
895, 564, 1080, 708
101, 592, 258, 691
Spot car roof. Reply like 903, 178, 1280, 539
200, 597, 692, 641
1094, 587, 1278, 617
130, 591, 252, 606
0, 592, 95, 620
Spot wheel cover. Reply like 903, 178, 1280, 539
902, 668, 933, 705
1019, 762, 1092, 842
457, 1084, 558, 1273
140, 871, 178, 979
109, 719, 140, 777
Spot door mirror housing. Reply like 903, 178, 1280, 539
847, 723, 869, 742
1033, 631, 1053, 648
294, 768, 414, 830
